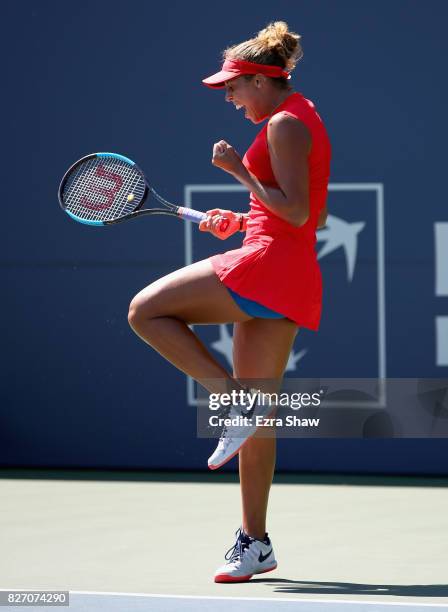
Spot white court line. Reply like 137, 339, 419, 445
68, 590, 448, 607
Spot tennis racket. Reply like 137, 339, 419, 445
58, 152, 229, 229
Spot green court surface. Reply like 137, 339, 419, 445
1, 471, 447, 610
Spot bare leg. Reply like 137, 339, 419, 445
128, 258, 251, 394
233, 318, 298, 540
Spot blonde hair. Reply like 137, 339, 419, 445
224, 21, 303, 87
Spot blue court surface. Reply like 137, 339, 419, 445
3, 592, 448, 612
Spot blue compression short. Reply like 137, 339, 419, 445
227, 288, 284, 319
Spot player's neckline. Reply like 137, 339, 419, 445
258, 92, 298, 125
269, 91, 298, 118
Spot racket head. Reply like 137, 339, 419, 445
58, 153, 148, 226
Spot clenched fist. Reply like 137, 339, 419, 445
199, 209, 242, 240
212, 140, 244, 175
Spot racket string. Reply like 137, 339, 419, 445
67, 159, 143, 220
63, 158, 145, 222
106, 161, 145, 219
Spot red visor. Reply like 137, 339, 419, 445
202, 59, 290, 89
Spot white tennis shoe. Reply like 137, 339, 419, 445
208, 389, 275, 470
214, 528, 277, 583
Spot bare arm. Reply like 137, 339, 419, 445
212, 113, 311, 228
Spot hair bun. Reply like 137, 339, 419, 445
256, 21, 303, 71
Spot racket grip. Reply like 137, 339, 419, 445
178, 207, 206, 224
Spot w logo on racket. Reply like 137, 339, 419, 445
80, 163, 124, 211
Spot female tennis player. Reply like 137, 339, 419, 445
128, 21, 331, 582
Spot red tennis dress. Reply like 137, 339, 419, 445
210, 92, 331, 330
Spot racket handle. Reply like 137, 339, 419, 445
178, 207, 229, 233
178, 207, 206, 224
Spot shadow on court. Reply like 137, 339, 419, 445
251, 578, 448, 598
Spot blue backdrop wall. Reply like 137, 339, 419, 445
2, 0, 447, 473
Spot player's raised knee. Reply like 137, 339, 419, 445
128, 285, 165, 329
128, 294, 148, 330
